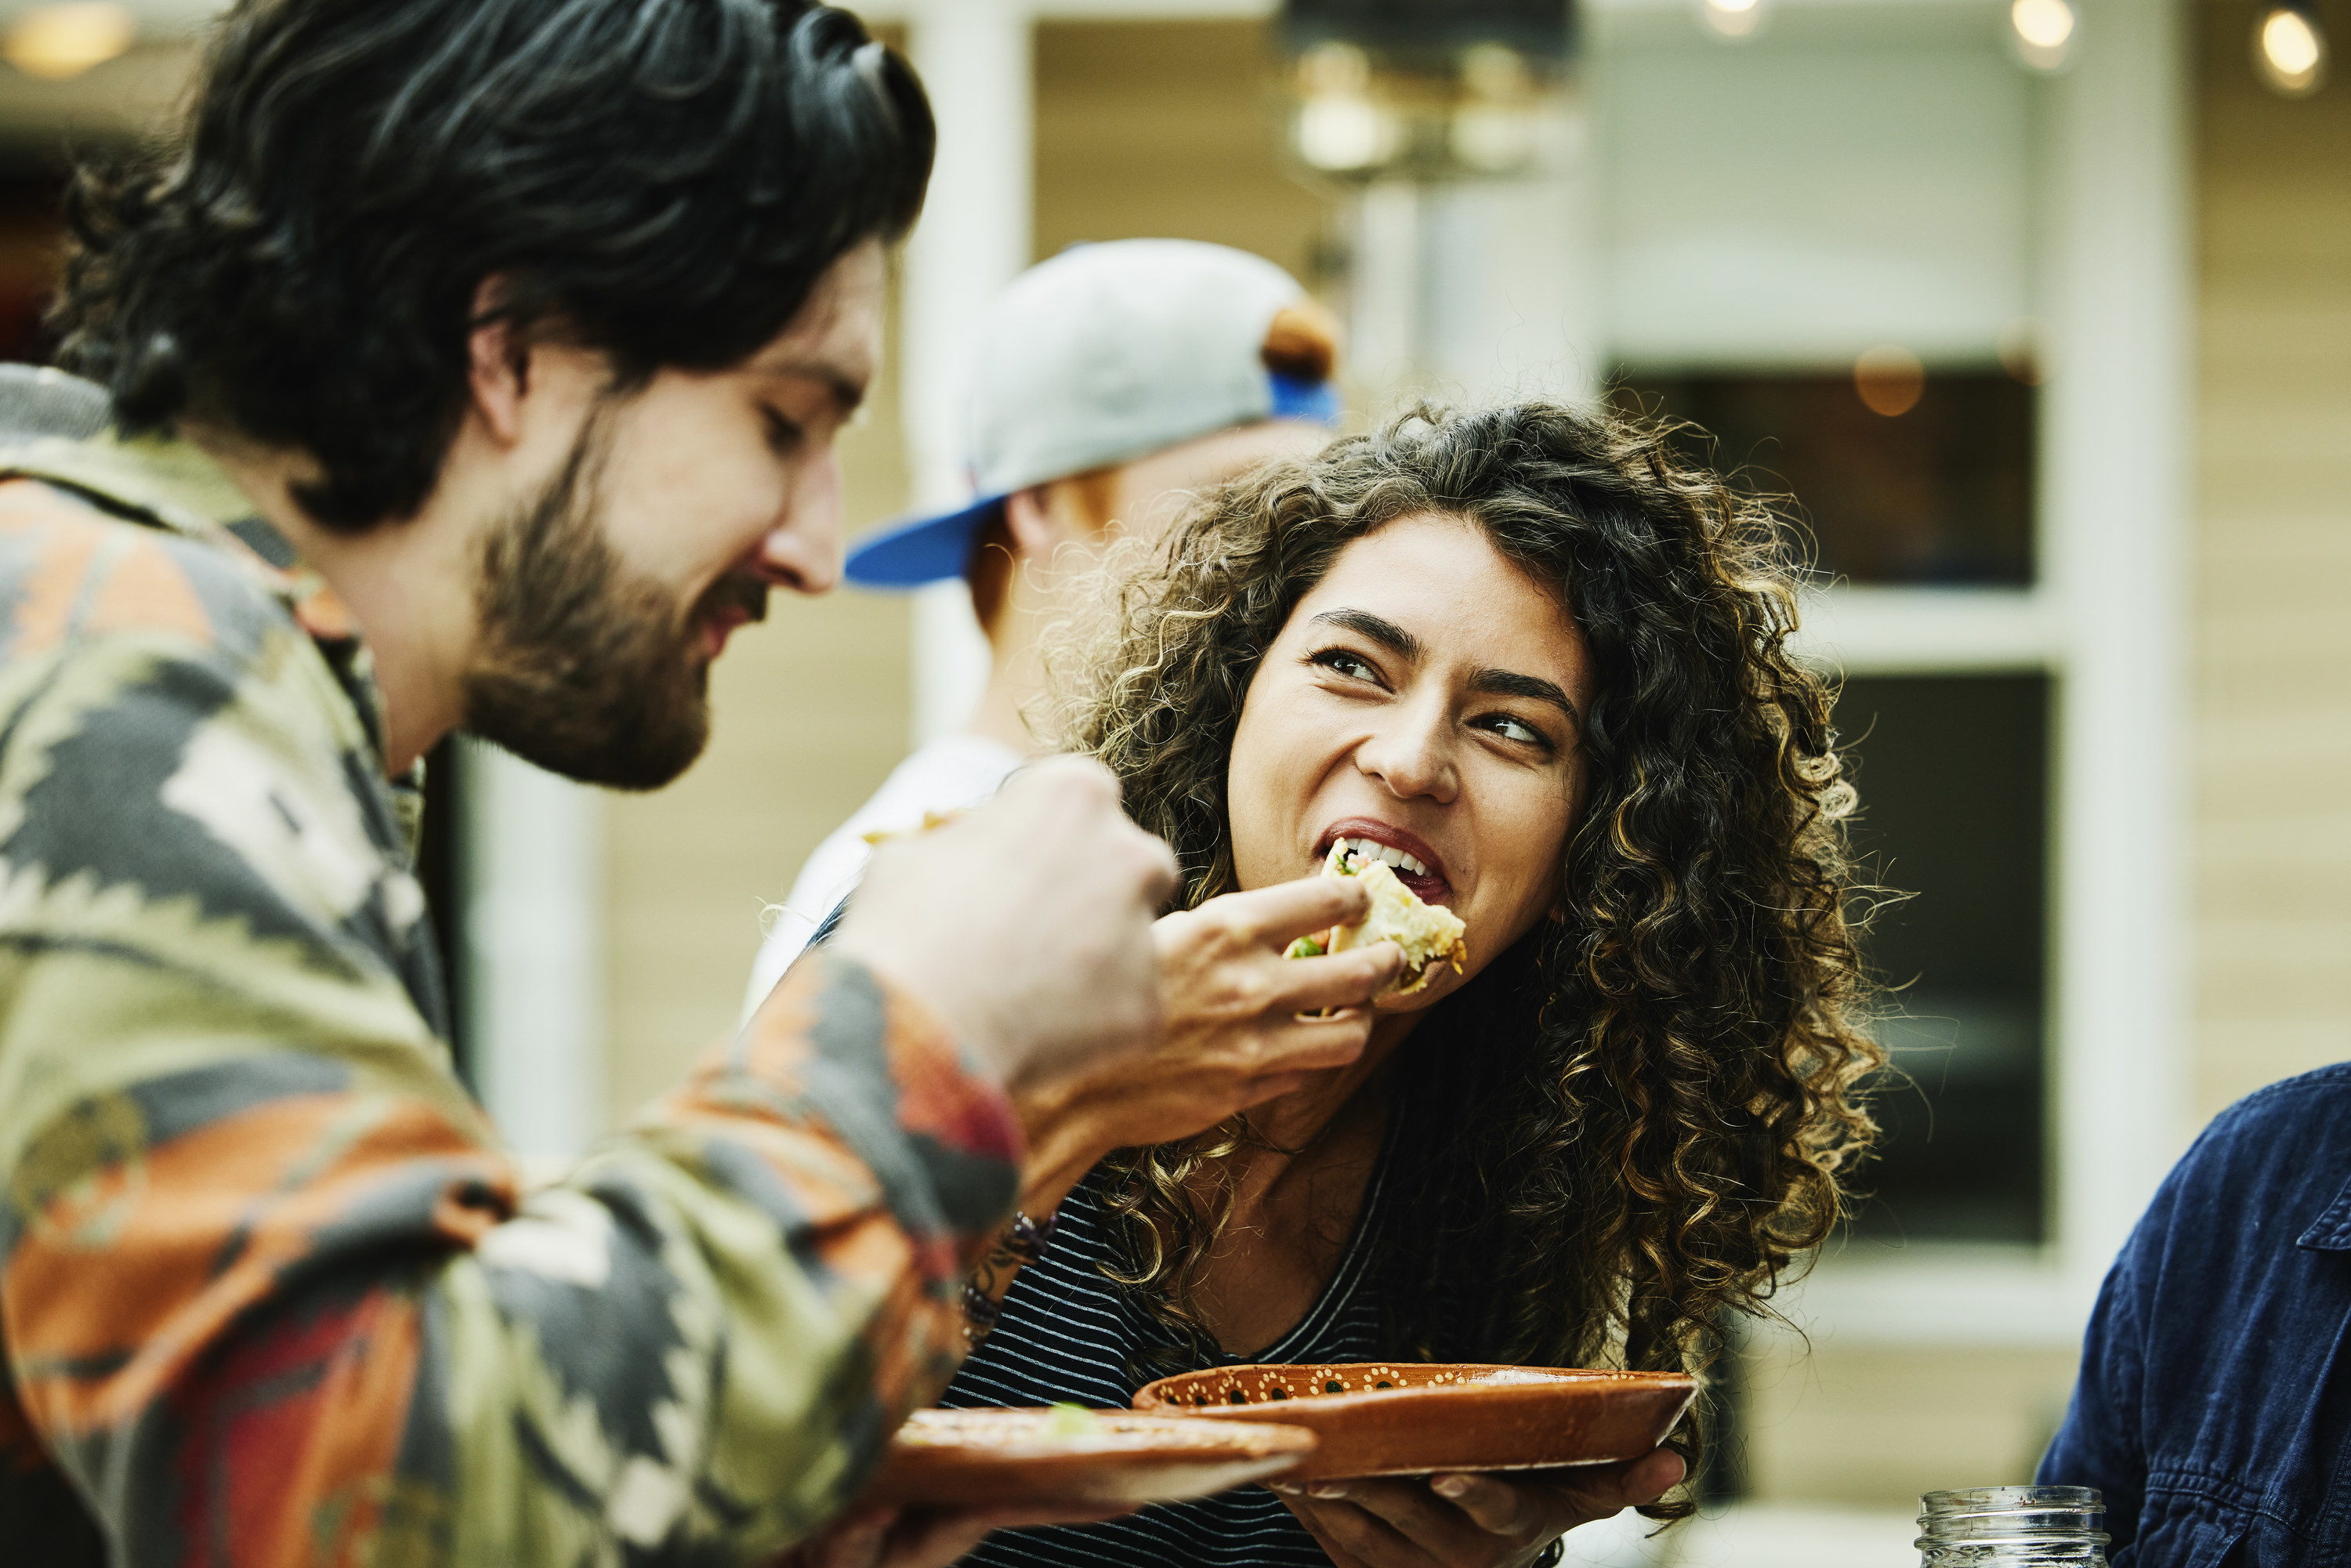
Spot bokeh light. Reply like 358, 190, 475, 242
4, 2, 135, 81
2255, 4, 2327, 96
2011, 0, 2078, 71
1703, 0, 1766, 42
1854, 344, 1927, 418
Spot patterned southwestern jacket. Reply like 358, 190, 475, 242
0, 371, 1021, 1566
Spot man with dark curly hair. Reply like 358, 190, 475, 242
0, 3, 1222, 1565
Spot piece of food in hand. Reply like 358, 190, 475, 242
1285, 842, 1468, 995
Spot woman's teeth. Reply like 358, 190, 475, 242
1335, 836, 1428, 877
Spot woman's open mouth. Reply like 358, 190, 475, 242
1315, 821, 1453, 905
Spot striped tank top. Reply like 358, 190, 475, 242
939, 1161, 1390, 1566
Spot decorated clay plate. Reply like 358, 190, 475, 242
1132, 1363, 1696, 1482
865, 1407, 1319, 1508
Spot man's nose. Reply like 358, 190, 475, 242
756, 451, 845, 596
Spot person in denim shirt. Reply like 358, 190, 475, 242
2038, 1064, 2351, 1566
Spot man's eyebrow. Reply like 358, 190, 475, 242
1471, 667, 1581, 729
1311, 608, 1420, 659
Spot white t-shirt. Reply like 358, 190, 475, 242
741, 734, 1025, 1023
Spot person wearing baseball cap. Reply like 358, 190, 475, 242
744, 238, 1343, 1016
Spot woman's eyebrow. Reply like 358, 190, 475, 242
1472, 667, 1582, 728
1311, 607, 1420, 657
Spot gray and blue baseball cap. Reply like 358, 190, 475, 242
847, 238, 1342, 588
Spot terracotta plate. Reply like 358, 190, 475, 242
865, 1407, 1319, 1508
1132, 1363, 1697, 1482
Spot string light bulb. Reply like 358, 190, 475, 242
1292, 42, 1396, 172
2009, 0, 2078, 71
1701, 0, 1766, 42
2254, 2, 2327, 96
4, 2, 134, 81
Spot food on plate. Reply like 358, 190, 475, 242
1045, 1402, 1099, 1439
1284, 840, 1468, 996
1132, 1362, 1699, 1482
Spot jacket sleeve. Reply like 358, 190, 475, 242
2037, 1206, 2156, 1555
0, 531, 1018, 1566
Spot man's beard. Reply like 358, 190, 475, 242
462, 407, 766, 791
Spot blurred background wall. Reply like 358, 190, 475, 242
0, 0, 2342, 1560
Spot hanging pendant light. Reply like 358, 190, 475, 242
1281, 0, 1577, 183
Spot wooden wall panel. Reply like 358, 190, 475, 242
1033, 20, 1339, 291
2192, 0, 2351, 1120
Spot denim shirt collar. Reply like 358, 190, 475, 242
2296, 1171, 2351, 1251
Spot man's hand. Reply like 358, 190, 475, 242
833, 757, 1178, 1094
1014, 875, 1401, 1203
772, 1500, 1136, 1568
1270, 1449, 1686, 1568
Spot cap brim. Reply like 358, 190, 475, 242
844, 496, 1005, 588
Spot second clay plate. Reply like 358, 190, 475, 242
865, 1407, 1319, 1508
1131, 1363, 1696, 1482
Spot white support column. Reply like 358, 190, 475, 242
901, 0, 1035, 745
1349, 181, 1424, 402
1418, 119, 1603, 407
2044, 0, 2192, 1303
458, 740, 608, 1160
1349, 114, 1600, 414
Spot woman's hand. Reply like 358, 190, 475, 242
1270, 1448, 1687, 1568
1012, 875, 1402, 1211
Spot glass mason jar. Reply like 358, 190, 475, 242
1916, 1487, 2110, 1566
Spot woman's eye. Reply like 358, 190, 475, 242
1480, 714, 1552, 748
1310, 647, 1382, 683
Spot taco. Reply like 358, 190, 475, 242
1285, 841, 1469, 998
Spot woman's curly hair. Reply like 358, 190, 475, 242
1062, 402, 1881, 1512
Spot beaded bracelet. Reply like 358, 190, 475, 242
959, 1210, 1058, 1348
959, 1280, 1003, 1338
1002, 1208, 1059, 1264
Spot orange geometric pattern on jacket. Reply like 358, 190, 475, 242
167, 1287, 422, 1568
6, 1093, 513, 1439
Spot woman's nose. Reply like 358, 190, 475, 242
1355, 705, 1458, 802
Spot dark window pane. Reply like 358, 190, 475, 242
1839, 673, 2049, 1244
0, 158, 73, 366
1613, 368, 2036, 586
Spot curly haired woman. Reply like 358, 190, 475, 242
934, 401, 1882, 1568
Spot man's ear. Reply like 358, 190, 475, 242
466, 277, 531, 448
1002, 485, 1062, 560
